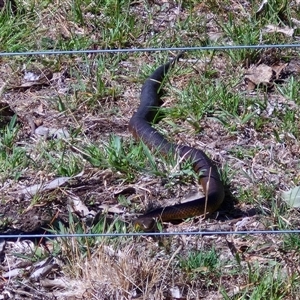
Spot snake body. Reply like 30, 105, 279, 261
129, 54, 224, 230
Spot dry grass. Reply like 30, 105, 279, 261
1, 0, 300, 299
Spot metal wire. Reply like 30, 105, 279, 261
1, 43, 300, 57
0, 230, 299, 239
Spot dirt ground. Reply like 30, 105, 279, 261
1, 0, 300, 299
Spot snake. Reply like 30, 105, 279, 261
129, 53, 225, 231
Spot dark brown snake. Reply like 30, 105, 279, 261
129, 53, 225, 231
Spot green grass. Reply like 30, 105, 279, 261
0, 115, 28, 181
1, 0, 300, 298
178, 247, 220, 279
222, 264, 294, 300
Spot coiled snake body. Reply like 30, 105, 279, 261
129, 53, 224, 230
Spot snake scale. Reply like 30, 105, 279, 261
129, 53, 225, 230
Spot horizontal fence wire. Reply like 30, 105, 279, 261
1, 43, 300, 239
1, 230, 300, 239
1, 43, 300, 57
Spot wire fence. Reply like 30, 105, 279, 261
1, 230, 300, 239
1, 43, 300, 57
2, 43, 300, 239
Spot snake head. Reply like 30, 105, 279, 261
133, 217, 159, 232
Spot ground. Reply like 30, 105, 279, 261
1, 0, 300, 299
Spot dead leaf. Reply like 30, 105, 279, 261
17, 171, 84, 199
40, 278, 68, 289
99, 204, 124, 214
244, 62, 288, 90
35, 126, 70, 139
30, 257, 59, 281
263, 24, 294, 37
7, 68, 53, 90
18, 177, 71, 199
272, 62, 288, 80
2, 268, 22, 278
244, 64, 274, 90
68, 194, 91, 217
